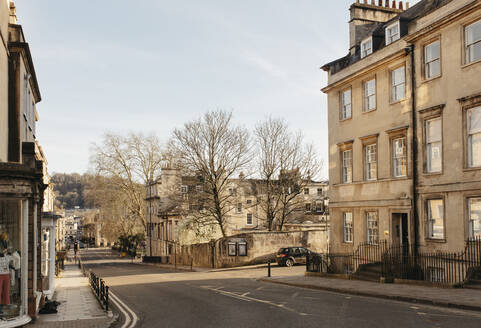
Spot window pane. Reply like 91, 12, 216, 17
468, 107, 481, 133
469, 133, 481, 167
427, 60, 440, 78
466, 20, 481, 45
469, 198, 481, 238
366, 212, 378, 244
427, 141, 442, 172
470, 42, 481, 63
426, 118, 441, 142
428, 199, 444, 239
392, 67, 405, 86
425, 41, 440, 62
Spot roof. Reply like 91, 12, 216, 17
322, 0, 453, 74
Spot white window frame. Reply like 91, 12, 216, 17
424, 40, 441, 79
426, 117, 442, 173
365, 143, 377, 181
427, 199, 444, 240
181, 185, 188, 193
342, 149, 353, 183
340, 89, 352, 120
468, 197, 481, 239
363, 78, 376, 112
391, 66, 405, 102
385, 21, 400, 45
392, 137, 407, 178
246, 213, 253, 225
465, 20, 481, 64
361, 37, 373, 58
343, 212, 353, 243
467, 106, 481, 168
317, 188, 322, 196
366, 212, 379, 245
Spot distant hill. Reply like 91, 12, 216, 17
51, 173, 92, 209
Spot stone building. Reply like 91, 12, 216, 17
145, 165, 329, 258
322, 0, 481, 257
0, 1, 49, 324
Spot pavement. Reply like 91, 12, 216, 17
260, 273, 481, 312
27, 252, 116, 328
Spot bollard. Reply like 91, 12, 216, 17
268, 260, 271, 277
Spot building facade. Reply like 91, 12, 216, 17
0, 1, 48, 325
323, 0, 481, 257
145, 165, 329, 258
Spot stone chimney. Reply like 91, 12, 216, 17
349, 0, 405, 55
9, 1, 17, 24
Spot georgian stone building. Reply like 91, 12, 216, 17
0, 1, 49, 325
145, 165, 329, 258
323, 0, 481, 255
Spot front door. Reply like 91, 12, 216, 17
392, 213, 409, 256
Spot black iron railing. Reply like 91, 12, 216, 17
89, 271, 109, 312
307, 237, 481, 286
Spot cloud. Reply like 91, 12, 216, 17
239, 49, 288, 81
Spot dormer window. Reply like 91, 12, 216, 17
361, 37, 372, 58
386, 22, 400, 45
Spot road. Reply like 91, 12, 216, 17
81, 248, 481, 328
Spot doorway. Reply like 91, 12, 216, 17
392, 213, 409, 255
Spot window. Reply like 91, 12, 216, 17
365, 143, 377, 181
361, 37, 372, 58
465, 20, 481, 64
228, 243, 237, 256
391, 66, 405, 102
426, 118, 442, 172
427, 199, 444, 239
342, 149, 353, 183
238, 242, 247, 256
393, 137, 407, 177
315, 201, 323, 212
467, 107, 481, 168
237, 203, 242, 213
344, 212, 353, 243
386, 22, 400, 45
304, 188, 309, 195
468, 198, 481, 239
195, 185, 202, 192
364, 78, 376, 112
246, 199, 252, 205
340, 89, 352, 120
424, 40, 440, 79
181, 185, 188, 193
317, 188, 323, 196
305, 203, 311, 212
366, 212, 379, 245
246, 213, 253, 225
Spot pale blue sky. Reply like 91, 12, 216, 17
16, 0, 417, 178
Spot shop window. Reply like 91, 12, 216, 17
0, 200, 23, 319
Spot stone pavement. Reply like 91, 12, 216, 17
260, 273, 481, 312
27, 256, 115, 328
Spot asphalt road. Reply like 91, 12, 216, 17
81, 248, 481, 328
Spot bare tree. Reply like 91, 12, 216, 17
255, 117, 322, 231
90, 132, 164, 229
84, 175, 144, 242
168, 110, 251, 237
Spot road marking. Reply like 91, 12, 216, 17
200, 286, 307, 316
110, 291, 139, 328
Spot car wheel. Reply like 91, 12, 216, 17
285, 258, 294, 267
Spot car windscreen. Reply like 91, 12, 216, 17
277, 248, 289, 254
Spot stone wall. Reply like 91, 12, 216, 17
174, 230, 328, 268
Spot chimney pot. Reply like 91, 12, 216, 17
392, 0, 396, 9
378, 0, 383, 6
406, 2, 410, 9
399, 1, 403, 10
385, 0, 390, 7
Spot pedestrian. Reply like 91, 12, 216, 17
74, 242, 78, 262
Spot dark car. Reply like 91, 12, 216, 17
276, 247, 312, 267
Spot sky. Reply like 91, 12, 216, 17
15, 0, 418, 179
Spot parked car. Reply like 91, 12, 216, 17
276, 247, 313, 267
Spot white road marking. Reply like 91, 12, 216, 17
200, 286, 307, 316
110, 291, 139, 328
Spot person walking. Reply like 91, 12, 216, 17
74, 241, 78, 263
